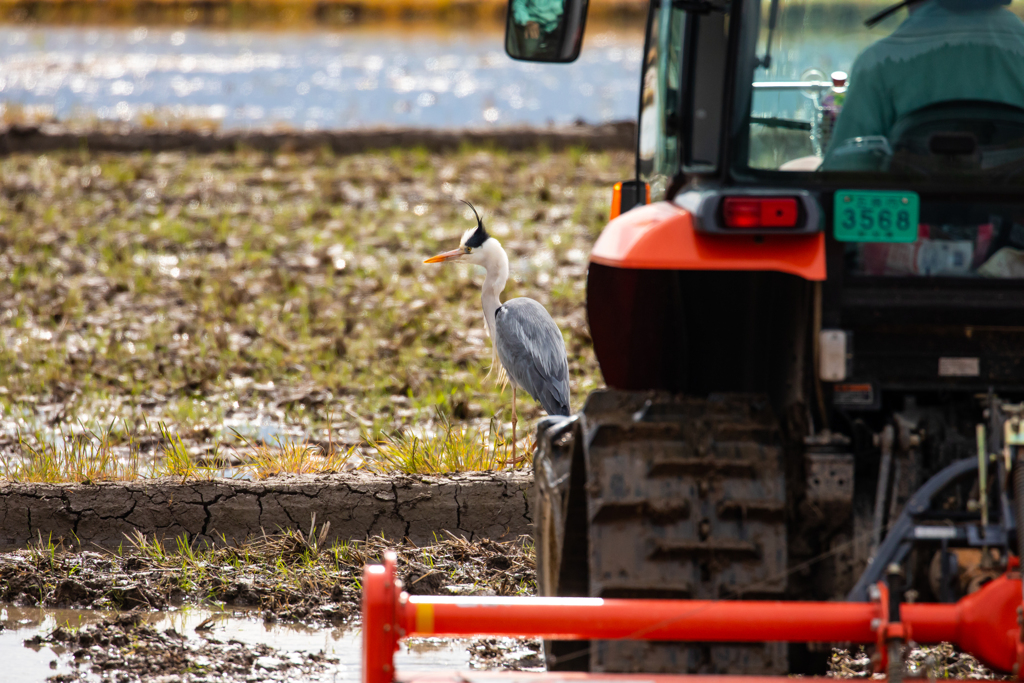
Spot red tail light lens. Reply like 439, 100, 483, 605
722, 197, 800, 229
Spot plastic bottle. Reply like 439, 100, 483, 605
818, 71, 848, 152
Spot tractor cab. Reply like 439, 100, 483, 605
494, 0, 1024, 675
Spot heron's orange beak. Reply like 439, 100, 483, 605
424, 249, 464, 264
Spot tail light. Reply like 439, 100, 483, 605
722, 197, 800, 229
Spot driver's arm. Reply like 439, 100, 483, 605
825, 60, 894, 156
512, 0, 532, 26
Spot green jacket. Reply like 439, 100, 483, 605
826, 1, 1024, 157
511, 0, 565, 35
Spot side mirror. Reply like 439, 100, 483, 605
505, 0, 589, 63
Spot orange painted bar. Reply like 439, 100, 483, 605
364, 552, 1024, 683
364, 563, 399, 683
395, 579, 1020, 673
400, 596, 880, 643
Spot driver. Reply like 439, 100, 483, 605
510, 0, 566, 59
824, 0, 1024, 159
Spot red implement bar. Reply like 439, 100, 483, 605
363, 552, 1023, 683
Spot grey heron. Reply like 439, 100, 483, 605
424, 201, 570, 461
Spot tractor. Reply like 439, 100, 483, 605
361, 1, 1024, 680
513, 0, 1024, 674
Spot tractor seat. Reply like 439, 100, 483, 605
887, 99, 1024, 179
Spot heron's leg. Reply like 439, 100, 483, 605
511, 385, 518, 464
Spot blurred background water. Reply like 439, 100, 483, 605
0, 25, 643, 130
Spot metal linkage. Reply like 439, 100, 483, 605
849, 457, 1009, 602
362, 552, 1024, 683
878, 564, 907, 683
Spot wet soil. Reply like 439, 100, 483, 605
829, 643, 1004, 680
29, 612, 338, 682
0, 531, 535, 625
1, 531, 1003, 681
3, 531, 539, 681
468, 638, 544, 671
0, 123, 637, 156
7, 603, 542, 683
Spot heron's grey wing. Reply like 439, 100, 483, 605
494, 298, 571, 416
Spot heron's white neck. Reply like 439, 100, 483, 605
475, 238, 509, 341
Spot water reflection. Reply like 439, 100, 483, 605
0, 26, 642, 130
3, 603, 473, 682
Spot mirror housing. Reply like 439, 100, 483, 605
610, 180, 650, 219
505, 0, 590, 63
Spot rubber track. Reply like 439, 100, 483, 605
582, 390, 787, 673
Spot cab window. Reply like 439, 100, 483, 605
637, 0, 687, 201
745, 0, 1024, 178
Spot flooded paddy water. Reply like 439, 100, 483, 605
5, 604, 540, 681
0, 24, 643, 130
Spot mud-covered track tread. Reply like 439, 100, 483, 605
650, 538, 761, 559
582, 390, 787, 674
647, 458, 759, 477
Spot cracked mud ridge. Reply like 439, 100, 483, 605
0, 531, 535, 623
0, 471, 532, 550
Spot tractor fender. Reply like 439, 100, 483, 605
590, 200, 826, 281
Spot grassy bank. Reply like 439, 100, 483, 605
0, 145, 625, 479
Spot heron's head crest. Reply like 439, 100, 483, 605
460, 200, 489, 249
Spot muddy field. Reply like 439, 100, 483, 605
0, 145, 620, 477
1, 530, 535, 621
1, 529, 1001, 681
3, 531, 540, 681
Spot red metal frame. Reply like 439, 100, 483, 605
363, 552, 1024, 683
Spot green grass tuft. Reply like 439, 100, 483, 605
368, 408, 523, 473
235, 432, 358, 478
3, 421, 141, 483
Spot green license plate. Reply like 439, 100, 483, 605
834, 190, 919, 243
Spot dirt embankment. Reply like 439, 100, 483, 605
0, 122, 637, 156
0, 471, 533, 551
